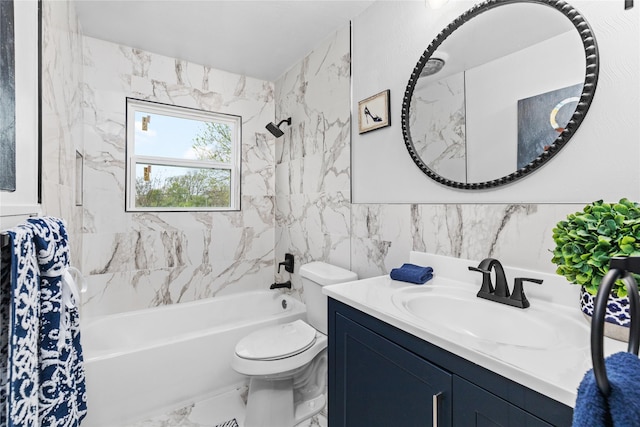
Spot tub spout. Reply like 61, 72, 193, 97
270, 281, 292, 290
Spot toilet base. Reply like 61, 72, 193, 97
294, 394, 325, 425
244, 375, 326, 427
245, 377, 295, 427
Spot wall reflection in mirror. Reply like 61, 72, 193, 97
403, 0, 598, 189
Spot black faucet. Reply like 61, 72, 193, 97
272, 254, 294, 291
468, 258, 542, 309
270, 281, 292, 290
278, 253, 294, 274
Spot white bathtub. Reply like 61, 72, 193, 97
80, 291, 306, 427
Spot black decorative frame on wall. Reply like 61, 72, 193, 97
37, 0, 42, 203
0, 0, 16, 192
401, 0, 599, 190
0, 0, 41, 199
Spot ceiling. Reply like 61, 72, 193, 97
74, 0, 374, 82
418, 2, 577, 84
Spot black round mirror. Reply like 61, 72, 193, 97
401, 0, 598, 189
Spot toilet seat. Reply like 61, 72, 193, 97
232, 321, 328, 377
235, 320, 317, 361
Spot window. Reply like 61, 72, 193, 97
125, 98, 241, 212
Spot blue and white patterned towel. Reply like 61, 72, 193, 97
1, 217, 87, 427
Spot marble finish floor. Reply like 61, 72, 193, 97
126, 387, 327, 427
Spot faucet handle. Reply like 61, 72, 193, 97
510, 277, 543, 308
468, 266, 494, 294
278, 253, 295, 274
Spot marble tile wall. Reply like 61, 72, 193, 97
350, 203, 579, 280
410, 72, 466, 183
274, 27, 352, 299
80, 37, 277, 318
41, 0, 84, 266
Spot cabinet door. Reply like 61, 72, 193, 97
453, 377, 553, 427
331, 313, 452, 427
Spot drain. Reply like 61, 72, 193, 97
282, 299, 288, 309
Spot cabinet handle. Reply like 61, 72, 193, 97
432, 392, 442, 426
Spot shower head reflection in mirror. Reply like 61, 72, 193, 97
419, 51, 448, 77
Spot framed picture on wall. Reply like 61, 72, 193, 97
517, 83, 582, 170
0, 0, 17, 191
0, 0, 41, 199
358, 90, 390, 134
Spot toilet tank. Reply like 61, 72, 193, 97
299, 262, 357, 335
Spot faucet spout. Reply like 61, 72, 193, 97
488, 259, 509, 298
270, 280, 292, 290
469, 258, 541, 309
469, 258, 507, 297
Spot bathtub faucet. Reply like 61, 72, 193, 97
278, 253, 295, 274
270, 281, 292, 290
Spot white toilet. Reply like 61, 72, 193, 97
232, 261, 357, 427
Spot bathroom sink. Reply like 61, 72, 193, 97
391, 286, 589, 349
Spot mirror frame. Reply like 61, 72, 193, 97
401, 0, 599, 190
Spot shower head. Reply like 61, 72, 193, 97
419, 51, 449, 77
420, 58, 446, 77
265, 117, 292, 138
266, 122, 284, 138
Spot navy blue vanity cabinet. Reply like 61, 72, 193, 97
328, 298, 573, 427
453, 377, 552, 426
332, 311, 453, 426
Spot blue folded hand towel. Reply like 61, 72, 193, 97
390, 263, 433, 284
573, 351, 640, 427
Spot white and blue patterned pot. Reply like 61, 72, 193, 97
580, 286, 631, 342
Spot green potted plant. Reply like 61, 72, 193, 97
551, 198, 640, 341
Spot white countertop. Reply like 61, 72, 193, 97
323, 252, 627, 408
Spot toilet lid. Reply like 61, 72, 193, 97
235, 320, 317, 361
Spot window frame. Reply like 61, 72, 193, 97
125, 98, 242, 212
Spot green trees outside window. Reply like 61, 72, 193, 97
126, 98, 241, 212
